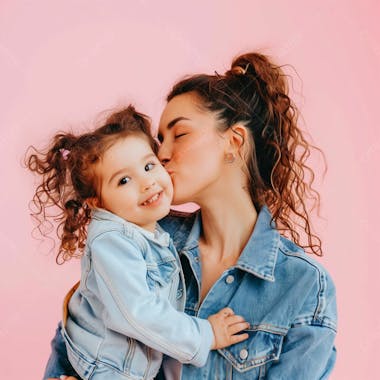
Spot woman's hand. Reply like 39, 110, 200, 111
208, 307, 249, 349
47, 377, 78, 380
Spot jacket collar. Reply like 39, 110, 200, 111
180, 205, 279, 282
235, 205, 279, 282
91, 208, 170, 247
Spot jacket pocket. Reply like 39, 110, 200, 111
61, 326, 96, 380
219, 327, 285, 374
146, 259, 179, 289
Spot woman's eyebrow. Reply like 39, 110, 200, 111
158, 117, 190, 141
167, 116, 190, 129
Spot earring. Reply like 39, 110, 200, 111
224, 153, 235, 164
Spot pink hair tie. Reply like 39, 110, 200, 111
59, 148, 70, 160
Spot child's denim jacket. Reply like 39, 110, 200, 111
61, 208, 213, 380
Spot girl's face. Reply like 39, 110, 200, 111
95, 135, 173, 232
158, 93, 227, 205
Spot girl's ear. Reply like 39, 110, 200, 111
85, 197, 101, 209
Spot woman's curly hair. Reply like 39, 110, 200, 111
167, 52, 325, 256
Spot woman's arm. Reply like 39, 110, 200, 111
43, 322, 79, 380
266, 324, 336, 379
266, 266, 337, 379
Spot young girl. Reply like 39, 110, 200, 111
27, 106, 249, 380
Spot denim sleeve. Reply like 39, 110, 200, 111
266, 265, 337, 379
266, 325, 336, 379
43, 322, 79, 379
88, 231, 214, 367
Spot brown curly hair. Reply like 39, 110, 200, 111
26, 105, 157, 264
166, 52, 325, 256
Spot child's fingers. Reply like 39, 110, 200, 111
219, 307, 234, 316
228, 321, 250, 335
225, 314, 246, 325
230, 332, 249, 345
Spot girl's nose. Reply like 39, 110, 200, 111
141, 178, 156, 192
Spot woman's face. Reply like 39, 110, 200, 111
158, 93, 227, 205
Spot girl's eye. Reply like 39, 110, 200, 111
174, 133, 187, 139
118, 176, 130, 186
145, 162, 155, 171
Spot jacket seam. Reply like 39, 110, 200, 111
290, 315, 337, 333
89, 229, 145, 252
280, 250, 326, 322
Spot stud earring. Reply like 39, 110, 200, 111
224, 153, 235, 164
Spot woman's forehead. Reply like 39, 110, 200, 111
159, 93, 203, 130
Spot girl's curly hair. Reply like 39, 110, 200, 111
26, 105, 157, 264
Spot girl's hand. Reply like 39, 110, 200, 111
47, 377, 78, 380
208, 307, 249, 350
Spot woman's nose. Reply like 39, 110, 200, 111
157, 141, 171, 166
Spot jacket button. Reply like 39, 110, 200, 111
239, 349, 249, 360
225, 275, 235, 284
176, 289, 183, 299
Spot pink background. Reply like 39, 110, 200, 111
1, 1, 378, 379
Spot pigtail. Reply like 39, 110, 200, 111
26, 133, 75, 215
60, 198, 91, 262
26, 133, 91, 263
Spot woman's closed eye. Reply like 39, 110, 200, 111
174, 133, 187, 139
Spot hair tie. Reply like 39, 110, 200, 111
231, 63, 250, 75
59, 148, 70, 160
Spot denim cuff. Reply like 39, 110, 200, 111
189, 318, 214, 367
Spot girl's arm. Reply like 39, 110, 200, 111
79, 231, 247, 366
86, 230, 213, 366
42, 231, 248, 379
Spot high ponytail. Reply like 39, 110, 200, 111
167, 52, 324, 256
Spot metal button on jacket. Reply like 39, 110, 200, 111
239, 349, 249, 360
225, 275, 235, 284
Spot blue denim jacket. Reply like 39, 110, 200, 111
44, 206, 337, 379
60, 208, 213, 380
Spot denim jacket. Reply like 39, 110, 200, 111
44, 206, 337, 380
61, 208, 213, 380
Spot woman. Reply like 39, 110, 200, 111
44, 52, 337, 380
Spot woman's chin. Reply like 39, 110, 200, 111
170, 190, 185, 206
170, 198, 185, 206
